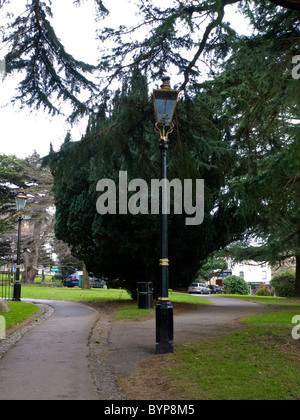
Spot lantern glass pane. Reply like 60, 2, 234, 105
15, 196, 27, 212
154, 91, 179, 126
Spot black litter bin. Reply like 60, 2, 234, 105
137, 282, 153, 309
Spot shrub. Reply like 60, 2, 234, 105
270, 270, 295, 297
256, 286, 272, 296
223, 275, 249, 295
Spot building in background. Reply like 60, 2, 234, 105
212, 260, 272, 294
231, 261, 271, 294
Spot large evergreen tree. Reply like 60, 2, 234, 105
201, 4, 300, 295
1, 0, 108, 120
1, 0, 299, 295
48, 71, 250, 298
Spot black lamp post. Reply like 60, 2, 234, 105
13, 192, 27, 302
153, 76, 180, 354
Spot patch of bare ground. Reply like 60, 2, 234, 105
117, 353, 182, 401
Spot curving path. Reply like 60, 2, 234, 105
0, 300, 100, 400
107, 295, 273, 376
0, 295, 273, 400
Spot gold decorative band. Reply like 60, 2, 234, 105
159, 259, 169, 266
158, 297, 170, 301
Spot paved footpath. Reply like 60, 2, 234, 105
0, 300, 100, 400
0, 296, 273, 400
107, 296, 272, 376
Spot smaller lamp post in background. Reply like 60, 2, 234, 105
153, 76, 180, 354
13, 192, 28, 302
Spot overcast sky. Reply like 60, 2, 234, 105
0, 0, 249, 159
0, 0, 108, 158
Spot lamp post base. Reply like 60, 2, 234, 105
156, 299, 174, 354
12, 283, 21, 302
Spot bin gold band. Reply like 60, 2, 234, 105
159, 259, 169, 266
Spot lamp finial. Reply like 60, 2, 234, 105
161, 76, 171, 90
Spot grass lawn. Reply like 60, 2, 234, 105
20, 285, 211, 302
1, 301, 40, 330
19, 285, 132, 302
1, 286, 212, 332
159, 307, 300, 400
18, 286, 211, 321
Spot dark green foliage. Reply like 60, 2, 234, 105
197, 258, 228, 281
2, 1, 299, 120
256, 285, 272, 296
271, 270, 296, 297
3, 0, 100, 120
97, 0, 245, 95
223, 275, 249, 295
201, 4, 300, 295
48, 71, 249, 299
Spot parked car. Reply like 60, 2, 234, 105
207, 284, 223, 294
188, 282, 210, 295
63, 274, 80, 288
90, 278, 107, 289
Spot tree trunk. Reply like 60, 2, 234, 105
82, 262, 90, 290
22, 266, 39, 284
22, 249, 39, 284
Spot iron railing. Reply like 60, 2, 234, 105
0, 272, 12, 300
